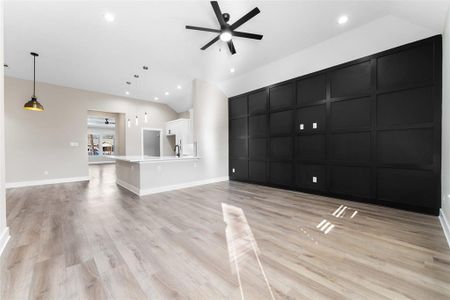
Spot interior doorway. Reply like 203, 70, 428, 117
87, 111, 126, 164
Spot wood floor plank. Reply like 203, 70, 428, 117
0, 164, 449, 299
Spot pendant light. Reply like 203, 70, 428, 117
24, 52, 44, 111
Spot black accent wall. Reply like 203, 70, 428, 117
228, 35, 442, 215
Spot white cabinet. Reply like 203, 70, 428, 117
166, 120, 179, 136
166, 118, 192, 146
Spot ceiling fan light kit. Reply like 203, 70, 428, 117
185, 1, 263, 55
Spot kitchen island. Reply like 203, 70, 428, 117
108, 155, 227, 196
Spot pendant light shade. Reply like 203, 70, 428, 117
24, 97, 44, 111
24, 52, 44, 112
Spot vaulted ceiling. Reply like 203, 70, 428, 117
4, 1, 450, 112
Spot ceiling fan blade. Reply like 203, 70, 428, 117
230, 7, 260, 31
232, 31, 263, 40
211, 1, 226, 28
201, 36, 220, 50
227, 40, 236, 55
185, 25, 221, 33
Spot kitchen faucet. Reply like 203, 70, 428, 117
174, 144, 181, 157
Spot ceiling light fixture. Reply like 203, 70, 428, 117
104, 12, 115, 23
230, 67, 235, 73
177, 85, 182, 89
125, 91, 130, 95
126, 81, 131, 85
24, 52, 44, 112
338, 15, 348, 25
143, 66, 148, 70
165, 92, 169, 96
154, 97, 159, 101
134, 74, 139, 78
219, 30, 232, 42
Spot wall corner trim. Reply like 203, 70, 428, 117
439, 209, 450, 249
5, 176, 90, 189
0, 227, 10, 258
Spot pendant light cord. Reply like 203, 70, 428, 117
33, 55, 36, 98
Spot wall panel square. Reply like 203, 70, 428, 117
331, 97, 371, 130
270, 110, 294, 136
229, 96, 247, 118
249, 90, 267, 115
377, 43, 434, 90
377, 87, 434, 127
249, 115, 268, 137
297, 74, 326, 105
229, 117, 247, 138
249, 138, 267, 161
270, 83, 295, 110
377, 129, 433, 165
330, 61, 371, 98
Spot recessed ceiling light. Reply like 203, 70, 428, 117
104, 12, 115, 23
220, 31, 232, 42
338, 15, 348, 25
154, 97, 159, 100
125, 91, 130, 95
177, 85, 182, 89
230, 67, 235, 73
165, 92, 169, 96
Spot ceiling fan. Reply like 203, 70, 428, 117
104, 118, 115, 125
185, 1, 263, 55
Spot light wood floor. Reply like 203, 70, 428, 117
1, 164, 450, 299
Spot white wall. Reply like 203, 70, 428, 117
0, 0, 9, 256
5, 77, 178, 184
442, 9, 450, 227
192, 79, 228, 180
219, 16, 436, 97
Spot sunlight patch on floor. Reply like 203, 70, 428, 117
222, 203, 275, 300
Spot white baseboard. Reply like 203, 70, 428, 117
117, 176, 229, 196
0, 227, 10, 258
6, 176, 90, 189
439, 209, 450, 249
88, 161, 116, 165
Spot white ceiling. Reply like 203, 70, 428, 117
4, 1, 450, 112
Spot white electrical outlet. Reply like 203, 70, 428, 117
299, 124, 304, 130
312, 122, 317, 129
312, 176, 317, 183
232, 168, 236, 173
